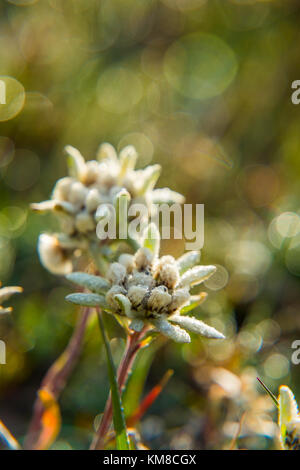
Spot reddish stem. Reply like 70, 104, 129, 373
24, 307, 91, 449
90, 327, 146, 450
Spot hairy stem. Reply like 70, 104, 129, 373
90, 325, 147, 450
24, 306, 91, 449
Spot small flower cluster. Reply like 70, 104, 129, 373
66, 225, 225, 344
0, 282, 23, 315
33, 143, 183, 275
278, 385, 300, 450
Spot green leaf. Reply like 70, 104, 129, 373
142, 223, 160, 256
97, 312, 129, 450
257, 377, 279, 408
66, 293, 107, 308
66, 272, 110, 293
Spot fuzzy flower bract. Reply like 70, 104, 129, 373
32, 143, 184, 275
65, 224, 225, 344
0, 282, 23, 315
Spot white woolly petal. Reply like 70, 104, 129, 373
176, 251, 201, 274
52, 177, 74, 201
279, 386, 299, 429
152, 318, 191, 343
0, 307, 13, 315
133, 247, 153, 270
66, 272, 110, 293
129, 319, 145, 332
128, 286, 148, 309
138, 164, 161, 195
147, 287, 171, 311
31, 201, 56, 213
0, 286, 23, 304
157, 263, 180, 289
38, 234, 72, 275
169, 288, 190, 312
128, 272, 154, 289
151, 188, 185, 205
66, 293, 106, 307
84, 160, 100, 185
179, 265, 216, 287
107, 262, 127, 285
97, 142, 118, 161
75, 211, 95, 233
85, 188, 102, 212
31, 200, 76, 215
170, 315, 225, 339
119, 145, 138, 180
68, 182, 88, 207
118, 254, 135, 273
65, 145, 87, 179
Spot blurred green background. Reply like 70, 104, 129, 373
0, 0, 300, 450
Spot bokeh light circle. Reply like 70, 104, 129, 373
0, 137, 15, 168
263, 353, 289, 380
97, 67, 143, 114
204, 264, 229, 290
0, 76, 25, 122
164, 33, 238, 100
276, 212, 300, 238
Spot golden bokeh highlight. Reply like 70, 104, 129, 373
0, 77, 25, 122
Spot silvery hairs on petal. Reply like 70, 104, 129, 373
66, 272, 110, 294
179, 265, 216, 287
176, 251, 201, 274
66, 292, 107, 308
170, 315, 225, 339
152, 318, 191, 343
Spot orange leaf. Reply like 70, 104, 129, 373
33, 388, 61, 450
127, 370, 173, 427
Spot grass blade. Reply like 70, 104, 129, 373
97, 311, 129, 450
257, 377, 279, 408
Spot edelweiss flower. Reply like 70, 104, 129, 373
278, 385, 300, 450
0, 282, 23, 315
32, 142, 184, 274
65, 224, 225, 344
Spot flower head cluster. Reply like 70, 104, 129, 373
0, 282, 23, 315
65, 225, 225, 344
278, 385, 300, 450
32, 143, 183, 275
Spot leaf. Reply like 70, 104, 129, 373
33, 389, 61, 450
180, 292, 208, 314
114, 294, 132, 317
97, 311, 129, 450
170, 315, 225, 339
66, 272, 110, 293
66, 292, 108, 308
142, 223, 160, 257
256, 377, 279, 408
151, 188, 185, 205
65, 145, 86, 180
176, 251, 201, 274
179, 265, 216, 287
118, 145, 138, 181
127, 370, 173, 427
138, 164, 161, 195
